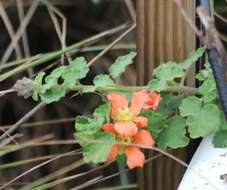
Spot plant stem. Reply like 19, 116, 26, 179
0, 23, 130, 82
70, 85, 201, 95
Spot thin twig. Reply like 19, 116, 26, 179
71, 154, 162, 190
70, 176, 103, 190
214, 11, 227, 25
45, 1, 71, 64
1, 0, 40, 63
87, 23, 136, 67
0, 102, 46, 142
0, 23, 130, 82
0, 89, 15, 97
2, 139, 77, 148
0, 117, 75, 130
0, 150, 80, 190
0, 132, 21, 147
0, 1, 22, 59
124, 0, 136, 22
16, 0, 33, 76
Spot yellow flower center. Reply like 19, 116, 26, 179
116, 107, 134, 121
118, 135, 132, 143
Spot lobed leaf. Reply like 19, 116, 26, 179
62, 57, 89, 88
180, 47, 206, 70
198, 79, 218, 103
157, 116, 189, 149
83, 132, 115, 163
109, 52, 136, 79
93, 74, 114, 88
32, 72, 45, 101
179, 96, 221, 138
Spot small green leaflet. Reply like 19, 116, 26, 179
83, 132, 115, 163
40, 86, 66, 104
32, 57, 89, 103
198, 79, 218, 103
148, 62, 184, 92
109, 52, 136, 79
93, 103, 111, 125
180, 47, 206, 70
179, 96, 221, 138
153, 62, 185, 81
32, 72, 45, 101
213, 130, 227, 148
75, 103, 110, 133
62, 57, 89, 88
42, 66, 66, 93
147, 79, 167, 92
157, 116, 189, 149
195, 63, 213, 81
75, 116, 100, 133
93, 74, 114, 88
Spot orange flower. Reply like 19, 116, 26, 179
103, 123, 155, 169
143, 91, 161, 110
102, 90, 157, 169
107, 90, 149, 134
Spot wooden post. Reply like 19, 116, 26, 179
136, 0, 196, 190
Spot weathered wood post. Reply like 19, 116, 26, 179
136, 1, 196, 189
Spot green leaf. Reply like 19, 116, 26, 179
83, 132, 115, 163
62, 57, 89, 88
156, 93, 185, 117
74, 131, 96, 147
198, 79, 218, 103
148, 62, 185, 92
42, 66, 66, 93
109, 52, 137, 79
180, 97, 221, 138
32, 72, 45, 101
157, 116, 189, 149
187, 104, 220, 138
195, 63, 213, 81
213, 130, 227, 148
75, 116, 100, 133
153, 62, 185, 81
93, 103, 111, 125
147, 79, 167, 92
142, 110, 166, 140
179, 96, 201, 117
181, 47, 206, 70
93, 74, 114, 87
39, 86, 66, 104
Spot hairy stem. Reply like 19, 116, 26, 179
70, 85, 201, 95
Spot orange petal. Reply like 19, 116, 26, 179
134, 130, 155, 148
133, 116, 148, 128
114, 121, 138, 136
125, 146, 145, 169
143, 91, 161, 110
108, 144, 121, 161
102, 123, 118, 135
130, 90, 149, 116
107, 93, 128, 119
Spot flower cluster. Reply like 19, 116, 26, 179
103, 90, 161, 169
